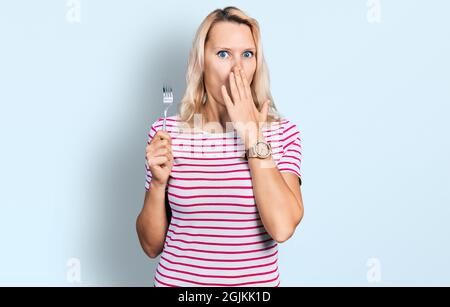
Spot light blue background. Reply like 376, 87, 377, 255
1, 0, 449, 286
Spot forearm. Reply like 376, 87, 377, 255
136, 181, 169, 258
247, 132, 302, 243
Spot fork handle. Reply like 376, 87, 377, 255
162, 117, 166, 131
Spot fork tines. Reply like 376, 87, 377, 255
163, 85, 173, 104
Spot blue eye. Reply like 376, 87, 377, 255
217, 51, 229, 58
217, 50, 255, 59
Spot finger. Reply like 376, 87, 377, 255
167, 151, 174, 162
240, 68, 252, 99
234, 66, 246, 99
156, 139, 170, 147
229, 71, 240, 103
145, 143, 152, 152
147, 156, 168, 167
221, 84, 234, 111
151, 151, 173, 164
152, 138, 171, 150
147, 140, 166, 154
150, 144, 172, 159
153, 130, 172, 145
152, 147, 169, 158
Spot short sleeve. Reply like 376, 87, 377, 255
277, 120, 302, 185
144, 118, 162, 191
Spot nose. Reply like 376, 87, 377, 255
232, 61, 242, 71
230, 63, 243, 77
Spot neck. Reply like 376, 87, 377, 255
200, 93, 233, 133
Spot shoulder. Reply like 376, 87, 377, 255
274, 118, 301, 148
280, 118, 301, 136
147, 115, 181, 138
150, 114, 181, 127
265, 117, 300, 135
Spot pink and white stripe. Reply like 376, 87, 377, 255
144, 115, 302, 287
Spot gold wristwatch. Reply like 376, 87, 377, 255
244, 140, 272, 160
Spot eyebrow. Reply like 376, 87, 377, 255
214, 47, 256, 51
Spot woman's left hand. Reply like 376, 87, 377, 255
221, 65, 270, 149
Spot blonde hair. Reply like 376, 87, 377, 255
178, 6, 283, 127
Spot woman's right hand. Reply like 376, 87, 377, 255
146, 130, 174, 187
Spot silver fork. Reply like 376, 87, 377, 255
162, 84, 173, 131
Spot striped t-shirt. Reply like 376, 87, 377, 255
144, 115, 302, 287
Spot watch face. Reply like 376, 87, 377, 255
256, 141, 270, 157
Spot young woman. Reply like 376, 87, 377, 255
136, 6, 303, 287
